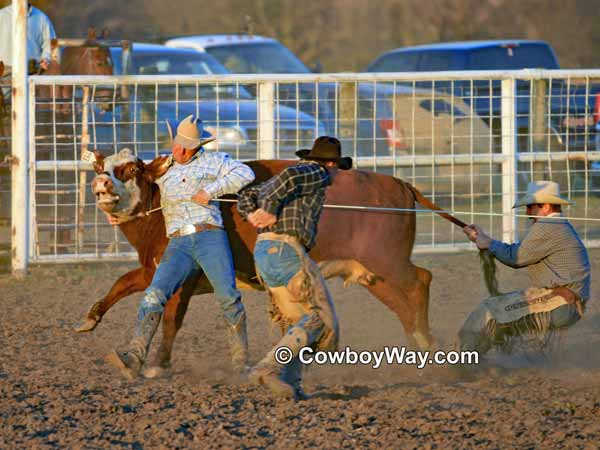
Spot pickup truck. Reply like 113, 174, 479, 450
105, 43, 322, 160
163, 34, 477, 161
366, 40, 600, 154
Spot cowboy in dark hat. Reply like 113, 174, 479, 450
237, 136, 352, 400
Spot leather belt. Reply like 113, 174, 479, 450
169, 223, 222, 238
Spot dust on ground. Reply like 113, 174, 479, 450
1, 250, 600, 449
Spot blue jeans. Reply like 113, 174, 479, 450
254, 239, 302, 287
138, 228, 244, 325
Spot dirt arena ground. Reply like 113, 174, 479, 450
1, 250, 600, 449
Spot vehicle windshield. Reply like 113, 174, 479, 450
112, 48, 253, 99
206, 42, 311, 74
132, 51, 228, 75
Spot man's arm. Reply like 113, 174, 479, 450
465, 223, 553, 268
488, 227, 554, 268
202, 154, 255, 200
39, 10, 56, 64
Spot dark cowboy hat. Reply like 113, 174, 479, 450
295, 136, 353, 170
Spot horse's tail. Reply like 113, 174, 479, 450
405, 181, 501, 297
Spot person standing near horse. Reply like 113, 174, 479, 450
0, 2, 56, 77
459, 180, 591, 354
237, 136, 352, 400
105, 115, 255, 379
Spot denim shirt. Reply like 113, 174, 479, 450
156, 150, 254, 236
0, 6, 56, 64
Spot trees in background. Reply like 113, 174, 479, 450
15, 0, 600, 71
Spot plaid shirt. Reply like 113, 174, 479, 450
157, 150, 255, 236
489, 213, 591, 301
237, 162, 330, 250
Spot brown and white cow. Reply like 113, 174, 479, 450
83, 148, 452, 375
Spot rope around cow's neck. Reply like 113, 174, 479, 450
143, 197, 600, 223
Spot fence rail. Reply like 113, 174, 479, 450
8, 70, 600, 268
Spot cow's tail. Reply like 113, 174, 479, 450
406, 181, 501, 297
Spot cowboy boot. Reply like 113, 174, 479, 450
249, 326, 309, 400
280, 357, 311, 401
105, 311, 161, 380
225, 312, 249, 373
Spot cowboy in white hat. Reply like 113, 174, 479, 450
106, 114, 255, 379
458, 180, 591, 356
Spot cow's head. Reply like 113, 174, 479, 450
91, 148, 171, 220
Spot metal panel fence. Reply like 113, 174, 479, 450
18, 70, 600, 264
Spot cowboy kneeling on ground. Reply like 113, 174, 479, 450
458, 180, 591, 355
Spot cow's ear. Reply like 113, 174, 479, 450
144, 155, 171, 182
92, 150, 105, 174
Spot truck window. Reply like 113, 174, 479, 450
133, 52, 229, 75
417, 51, 464, 71
206, 43, 310, 74
467, 44, 559, 70
367, 52, 419, 72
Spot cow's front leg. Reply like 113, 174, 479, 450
74, 266, 152, 332
318, 259, 380, 287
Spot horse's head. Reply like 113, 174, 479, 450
60, 44, 113, 77
39, 30, 115, 108
91, 148, 171, 219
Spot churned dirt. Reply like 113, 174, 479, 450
1, 250, 600, 449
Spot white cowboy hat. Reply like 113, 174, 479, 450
513, 180, 573, 208
165, 114, 215, 150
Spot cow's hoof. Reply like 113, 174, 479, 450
73, 317, 98, 333
142, 365, 172, 379
343, 270, 379, 288
105, 350, 142, 380
357, 271, 379, 286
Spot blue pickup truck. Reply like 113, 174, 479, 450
367, 40, 599, 154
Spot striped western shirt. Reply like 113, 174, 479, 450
157, 150, 255, 236
489, 213, 591, 301
237, 162, 330, 250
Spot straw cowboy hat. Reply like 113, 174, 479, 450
165, 114, 215, 150
296, 136, 353, 170
513, 180, 573, 208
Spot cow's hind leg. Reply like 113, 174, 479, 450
74, 266, 152, 332
367, 265, 434, 350
411, 266, 434, 349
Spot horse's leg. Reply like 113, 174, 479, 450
366, 264, 434, 350
74, 266, 152, 332
144, 273, 209, 378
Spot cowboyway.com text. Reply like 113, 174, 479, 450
274, 346, 479, 369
